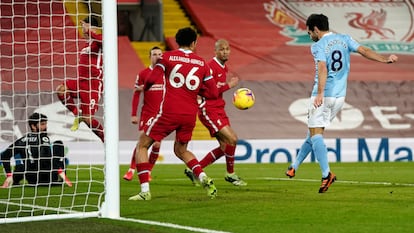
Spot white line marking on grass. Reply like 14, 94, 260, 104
0, 200, 79, 214
157, 177, 414, 187
263, 177, 414, 187
118, 217, 232, 233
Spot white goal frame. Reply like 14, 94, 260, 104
101, 0, 120, 220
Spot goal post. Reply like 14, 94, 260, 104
0, 0, 119, 223
101, 0, 120, 219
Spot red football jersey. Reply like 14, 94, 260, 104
149, 49, 217, 115
204, 57, 230, 109
78, 31, 103, 80
134, 66, 164, 115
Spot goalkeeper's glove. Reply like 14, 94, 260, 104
1, 173, 13, 188
58, 168, 73, 187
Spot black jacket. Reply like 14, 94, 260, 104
0, 132, 65, 185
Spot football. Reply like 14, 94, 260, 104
232, 87, 255, 110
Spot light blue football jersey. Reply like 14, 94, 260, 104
310, 32, 360, 97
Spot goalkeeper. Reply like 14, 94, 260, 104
0, 113, 72, 187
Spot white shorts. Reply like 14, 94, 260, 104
307, 96, 345, 128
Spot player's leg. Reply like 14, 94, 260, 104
124, 142, 159, 182
217, 126, 237, 174
309, 127, 335, 193
310, 97, 339, 193
316, 98, 345, 192
24, 163, 38, 185
123, 147, 137, 181
286, 131, 312, 178
129, 134, 154, 201
174, 140, 217, 198
184, 110, 223, 185
217, 126, 247, 186
148, 141, 161, 170
125, 120, 144, 181
176, 117, 217, 198
290, 96, 324, 181
309, 127, 329, 177
175, 141, 206, 180
12, 164, 25, 185
56, 82, 79, 116
80, 113, 104, 142
196, 108, 225, 168
199, 146, 224, 168
79, 84, 104, 142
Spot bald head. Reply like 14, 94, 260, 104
214, 39, 230, 64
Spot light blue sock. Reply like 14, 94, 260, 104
311, 134, 330, 178
292, 132, 312, 170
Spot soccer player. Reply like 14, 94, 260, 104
128, 27, 219, 201
285, 14, 398, 193
56, 16, 104, 142
123, 46, 163, 181
0, 113, 72, 187
184, 39, 247, 186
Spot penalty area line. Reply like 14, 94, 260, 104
263, 177, 414, 187
118, 217, 232, 233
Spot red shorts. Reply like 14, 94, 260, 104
143, 113, 196, 143
139, 111, 157, 131
65, 78, 103, 116
198, 106, 230, 137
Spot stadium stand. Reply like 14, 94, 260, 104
2, 0, 414, 140
163, 0, 193, 38
167, 0, 414, 140
118, 36, 146, 88
178, 0, 414, 82
1, 0, 78, 92
1, 0, 144, 90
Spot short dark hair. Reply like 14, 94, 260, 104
28, 112, 48, 127
149, 46, 161, 56
175, 27, 197, 47
306, 14, 329, 31
84, 16, 99, 27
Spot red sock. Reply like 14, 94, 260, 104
129, 147, 136, 169
90, 118, 105, 142
57, 92, 78, 116
186, 159, 203, 178
136, 162, 152, 184
224, 144, 236, 174
148, 146, 160, 170
200, 147, 224, 168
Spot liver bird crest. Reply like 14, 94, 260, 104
345, 9, 395, 39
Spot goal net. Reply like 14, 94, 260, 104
0, 0, 118, 223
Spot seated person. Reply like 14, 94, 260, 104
1, 112, 72, 187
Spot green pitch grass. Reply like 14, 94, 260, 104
2, 162, 414, 233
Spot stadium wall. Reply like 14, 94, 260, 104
2, 137, 412, 165
1, 0, 414, 166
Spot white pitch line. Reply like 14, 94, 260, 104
118, 217, 232, 233
161, 177, 414, 187
263, 177, 414, 187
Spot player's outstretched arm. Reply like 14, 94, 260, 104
357, 46, 398, 63
0, 148, 13, 175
